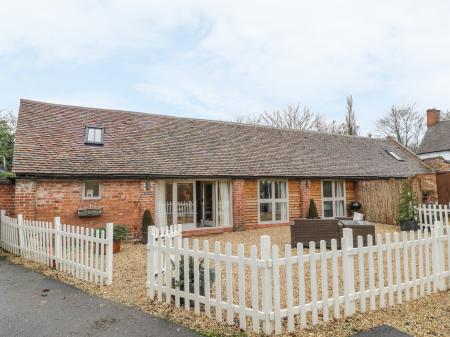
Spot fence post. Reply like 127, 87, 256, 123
0, 210, 4, 246
17, 214, 24, 257
54, 217, 61, 270
342, 228, 355, 317
260, 235, 272, 335
105, 223, 114, 285
147, 226, 156, 299
432, 220, 444, 291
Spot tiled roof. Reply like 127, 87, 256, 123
417, 120, 450, 155
12, 99, 432, 178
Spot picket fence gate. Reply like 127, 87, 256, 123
147, 222, 450, 335
0, 210, 113, 285
417, 203, 450, 227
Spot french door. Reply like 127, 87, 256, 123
160, 180, 195, 229
157, 180, 232, 228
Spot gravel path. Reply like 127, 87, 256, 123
1, 224, 449, 337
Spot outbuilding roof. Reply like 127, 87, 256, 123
417, 120, 450, 155
12, 99, 432, 179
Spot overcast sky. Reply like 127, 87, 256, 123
1, 1, 450, 134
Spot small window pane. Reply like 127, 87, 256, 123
335, 181, 344, 198
84, 181, 100, 198
274, 181, 287, 199
259, 180, 272, 199
323, 201, 333, 218
335, 200, 345, 217
260, 203, 272, 222
94, 128, 102, 142
87, 128, 96, 142
275, 202, 288, 221
323, 181, 332, 198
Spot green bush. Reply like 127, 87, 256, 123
142, 209, 154, 230
172, 256, 215, 296
397, 180, 419, 224
307, 199, 319, 219
141, 210, 154, 243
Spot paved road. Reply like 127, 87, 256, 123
0, 256, 201, 337
351, 325, 413, 337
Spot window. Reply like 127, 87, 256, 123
83, 181, 101, 199
386, 150, 404, 161
84, 127, 104, 145
322, 180, 346, 218
258, 180, 288, 223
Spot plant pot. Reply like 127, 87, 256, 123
400, 220, 419, 231
113, 240, 121, 253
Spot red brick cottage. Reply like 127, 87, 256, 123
3, 99, 437, 237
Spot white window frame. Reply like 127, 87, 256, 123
82, 180, 102, 200
258, 179, 289, 224
321, 179, 346, 219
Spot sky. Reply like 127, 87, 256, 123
1, 1, 450, 135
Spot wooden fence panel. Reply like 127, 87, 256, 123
0, 210, 113, 285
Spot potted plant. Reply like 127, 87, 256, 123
397, 180, 419, 231
100, 224, 128, 253
141, 209, 155, 244
307, 198, 319, 219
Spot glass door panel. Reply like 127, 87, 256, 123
177, 182, 194, 225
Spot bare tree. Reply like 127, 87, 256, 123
343, 95, 359, 135
376, 104, 424, 151
235, 101, 360, 136
442, 110, 450, 120
236, 104, 325, 131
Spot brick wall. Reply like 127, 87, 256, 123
232, 179, 246, 230
299, 179, 311, 218
14, 179, 36, 219
414, 173, 438, 203
423, 157, 450, 172
0, 180, 15, 216
13, 178, 156, 237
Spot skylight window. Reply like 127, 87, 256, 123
386, 150, 404, 161
84, 127, 104, 145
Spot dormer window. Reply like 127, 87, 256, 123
85, 127, 104, 145
386, 150, 404, 161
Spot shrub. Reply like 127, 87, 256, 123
172, 256, 215, 296
141, 210, 154, 244
142, 209, 154, 230
307, 199, 319, 219
397, 180, 419, 224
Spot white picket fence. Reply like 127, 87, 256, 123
0, 210, 113, 285
147, 222, 450, 335
147, 224, 183, 276
417, 203, 450, 227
